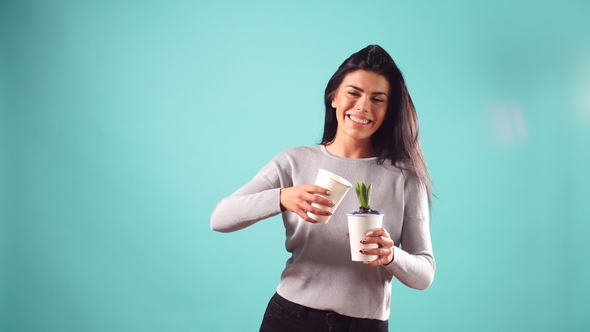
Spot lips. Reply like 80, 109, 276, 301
347, 114, 372, 125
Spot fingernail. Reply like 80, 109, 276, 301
326, 191, 332, 196
366, 231, 373, 236
329, 201, 335, 207
325, 211, 332, 216
360, 240, 367, 244
363, 261, 369, 265
360, 249, 367, 254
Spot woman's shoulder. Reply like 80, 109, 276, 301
389, 161, 426, 194
260, 145, 322, 180
276, 145, 323, 159
374, 160, 421, 186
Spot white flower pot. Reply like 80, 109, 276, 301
347, 213, 384, 262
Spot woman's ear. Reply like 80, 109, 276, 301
330, 92, 337, 109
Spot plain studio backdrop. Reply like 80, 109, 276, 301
1, 1, 589, 331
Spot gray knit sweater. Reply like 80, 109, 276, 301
210, 145, 435, 321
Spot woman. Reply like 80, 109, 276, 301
210, 45, 435, 332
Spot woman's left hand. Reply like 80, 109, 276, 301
360, 228, 395, 266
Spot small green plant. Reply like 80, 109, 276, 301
354, 181, 378, 214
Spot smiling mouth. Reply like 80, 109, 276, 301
348, 114, 371, 125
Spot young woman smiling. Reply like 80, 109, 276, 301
211, 45, 435, 332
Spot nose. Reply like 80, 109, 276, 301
355, 96, 370, 113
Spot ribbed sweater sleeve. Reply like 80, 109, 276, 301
210, 163, 283, 233
384, 174, 435, 290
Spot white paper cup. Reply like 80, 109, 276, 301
347, 213, 384, 262
306, 169, 352, 224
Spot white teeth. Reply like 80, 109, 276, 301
349, 115, 370, 124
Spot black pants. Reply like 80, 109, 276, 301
259, 293, 388, 332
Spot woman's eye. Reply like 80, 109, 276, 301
373, 98, 384, 103
347, 91, 360, 96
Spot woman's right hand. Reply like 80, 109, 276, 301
280, 185, 335, 223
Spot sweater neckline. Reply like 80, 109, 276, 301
318, 145, 379, 162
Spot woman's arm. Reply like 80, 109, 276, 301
383, 174, 435, 290
210, 150, 335, 232
210, 171, 283, 233
211, 175, 335, 232
386, 216, 435, 290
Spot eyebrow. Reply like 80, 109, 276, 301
346, 85, 388, 96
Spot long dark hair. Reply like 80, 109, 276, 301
321, 44, 432, 200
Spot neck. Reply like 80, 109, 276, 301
325, 136, 376, 159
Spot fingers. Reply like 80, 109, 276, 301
299, 211, 320, 223
363, 254, 394, 267
360, 247, 394, 267
361, 229, 393, 247
305, 185, 335, 208
359, 247, 389, 255
280, 185, 335, 224
308, 196, 335, 210
297, 206, 331, 224
364, 227, 389, 238
282, 186, 335, 209
360, 227, 395, 266
307, 185, 333, 198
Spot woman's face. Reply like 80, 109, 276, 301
331, 70, 390, 144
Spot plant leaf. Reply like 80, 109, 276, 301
354, 180, 361, 207
361, 183, 368, 207
354, 180, 373, 210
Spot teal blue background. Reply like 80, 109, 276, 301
1, 1, 590, 331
